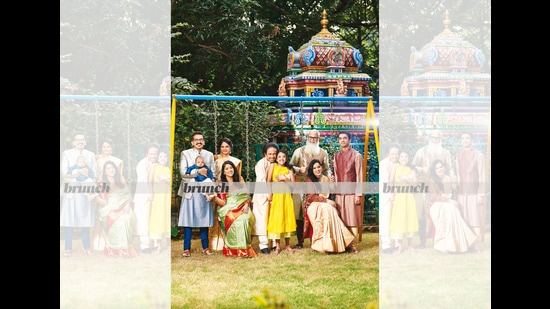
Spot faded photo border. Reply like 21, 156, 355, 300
379, 1, 491, 308
60, 1, 171, 308
60, 0, 491, 308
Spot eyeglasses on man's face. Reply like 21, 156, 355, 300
307, 136, 319, 140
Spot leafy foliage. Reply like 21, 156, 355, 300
171, 0, 379, 95
171, 0, 279, 95
251, 287, 379, 309
364, 136, 379, 225
60, 0, 169, 95
252, 287, 289, 309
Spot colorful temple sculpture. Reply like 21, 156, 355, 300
271, 10, 374, 146
393, 10, 491, 152
400, 10, 491, 98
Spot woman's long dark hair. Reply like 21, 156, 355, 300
102, 160, 125, 188
220, 160, 242, 184
306, 159, 324, 194
429, 159, 444, 192
307, 159, 323, 183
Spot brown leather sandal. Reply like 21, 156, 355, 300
181, 250, 191, 257
202, 248, 214, 256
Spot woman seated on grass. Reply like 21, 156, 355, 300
93, 160, 138, 257
208, 160, 257, 258
426, 159, 479, 254
302, 159, 355, 253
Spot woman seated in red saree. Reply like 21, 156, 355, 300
302, 159, 355, 253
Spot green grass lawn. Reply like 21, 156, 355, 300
170, 232, 379, 309
379, 233, 491, 309
60, 230, 490, 309
60, 231, 378, 309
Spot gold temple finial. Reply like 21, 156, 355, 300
319, 9, 330, 34
442, 9, 452, 33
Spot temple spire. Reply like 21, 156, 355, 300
442, 9, 452, 33
319, 9, 330, 34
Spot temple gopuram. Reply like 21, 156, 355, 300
394, 10, 491, 155
271, 10, 373, 146
400, 10, 491, 97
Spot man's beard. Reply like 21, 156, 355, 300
304, 142, 320, 156
426, 142, 443, 155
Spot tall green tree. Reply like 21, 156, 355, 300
171, 0, 379, 96
171, 0, 280, 95
61, 0, 169, 95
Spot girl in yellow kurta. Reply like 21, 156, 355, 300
389, 151, 419, 254
149, 151, 172, 253
267, 150, 296, 255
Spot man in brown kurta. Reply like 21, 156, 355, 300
333, 131, 363, 253
455, 132, 487, 243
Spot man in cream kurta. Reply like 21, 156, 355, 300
133, 144, 159, 253
252, 142, 279, 254
378, 144, 401, 254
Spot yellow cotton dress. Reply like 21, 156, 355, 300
267, 164, 296, 239
389, 164, 419, 239
149, 164, 171, 239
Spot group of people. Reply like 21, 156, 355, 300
176, 129, 365, 258
61, 128, 487, 259
60, 133, 172, 257
133, 144, 172, 254
289, 130, 364, 254
176, 133, 258, 258
379, 130, 487, 255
